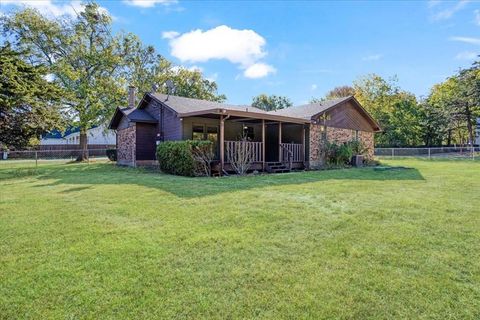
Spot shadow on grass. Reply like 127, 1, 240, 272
0, 162, 425, 198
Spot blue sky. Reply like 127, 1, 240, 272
2, 0, 480, 105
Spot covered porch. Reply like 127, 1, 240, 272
179, 108, 310, 174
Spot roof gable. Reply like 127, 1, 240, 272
108, 107, 157, 130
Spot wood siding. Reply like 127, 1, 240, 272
323, 101, 375, 132
143, 99, 182, 141
135, 123, 156, 160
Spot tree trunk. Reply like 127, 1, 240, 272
447, 129, 451, 147
465, 105, 474, 148
76, 127, 88, 161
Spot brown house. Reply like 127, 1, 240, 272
109, 89, 380, 172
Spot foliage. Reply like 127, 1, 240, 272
251, 94, 293, 111
353, 74, 423, 147
106, 149, 117, 161
325, 140, 367, 166
0, 44, 64, 149
325, 85, 355, 100
156, 140, 213, 176
1, 159, 479, 318
2, 3, 226, 157
122, 35, 226, 103
424, 60, 480, 146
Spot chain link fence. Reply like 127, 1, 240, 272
0, 148, 113, 168
375, 147, 479, 160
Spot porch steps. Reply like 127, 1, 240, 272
265, 162, 291, 173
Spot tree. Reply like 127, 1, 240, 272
2, 3, 125, 160
122, 35, 226, 103
251, 94, 292, 111
0, 44, 64, 149
2, 3, 226, 159
353, 74, 423, 147
325, 85, 355, 100
425, 60, 480, 146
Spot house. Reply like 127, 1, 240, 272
40, 124, 116, 145
109, 87, 381, 171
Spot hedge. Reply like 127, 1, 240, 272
156, 140, 213, 176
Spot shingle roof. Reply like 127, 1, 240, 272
121, 107, 157, 123
149, 93, 267, 115
269, 96, 352, 119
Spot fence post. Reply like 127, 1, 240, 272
35, 151, 38, 168
391, 148, 394, 159
428, 148, 431, 160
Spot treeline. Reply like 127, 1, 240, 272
311, 64, 480, 147
0, 2, 225, 157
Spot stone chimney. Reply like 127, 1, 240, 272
128, 86, 136, 108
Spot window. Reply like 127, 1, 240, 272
192, 125, 205, 140
354, 130, 359, 140
243, 126, 254, 140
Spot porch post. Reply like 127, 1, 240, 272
262, 119, 266, 171
278, 122, 282, 162
220, 115, 224, 174
302, 125, 306, 165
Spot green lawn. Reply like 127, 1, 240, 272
1, 159, 479, 319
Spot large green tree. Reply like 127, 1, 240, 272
2, 2, 226, 159
251, 94, 293, 111
0, 44, 64, 149
2, 3, 125, 160
353, 74, 423, 147
122, 35, 226, 103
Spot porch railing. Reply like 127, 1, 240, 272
280, 143, 303, 162
224, 141, 263, 163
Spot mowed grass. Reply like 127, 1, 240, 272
0, 159, 479, 319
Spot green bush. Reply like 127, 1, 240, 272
156, 140, 213, 176
325, 140, 366, 166
106, 149, 117, 161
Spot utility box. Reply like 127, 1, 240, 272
351, 155, 364, 167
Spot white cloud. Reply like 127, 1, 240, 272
164, 25, 275, 79
474, 9, 480, 25
162, 31, 179, 39
311, 84, 318, 91
167, 25, 266, 66
428, 0, 442, 8
455, 51, 478, 60
362, 54, 383, 61
1, 0, 111, 18
430, 0, 469, 21
450, 36, 480, 45
206, 73, 218, 82
123, 0, 177, 8
243, 63, 276, 79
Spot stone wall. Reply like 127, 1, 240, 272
308, 124, 374, 169
117, 124, 136, 166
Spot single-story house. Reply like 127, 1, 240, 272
109, 87, 381, 171
41, 124, 116, 145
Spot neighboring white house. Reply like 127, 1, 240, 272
40, 124, 116, 145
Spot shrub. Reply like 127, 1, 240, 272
325, 140, 367, 166
106, 149, 117, 161
156, 140, 213, 176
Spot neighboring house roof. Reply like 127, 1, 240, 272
41, 126, 98, 139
